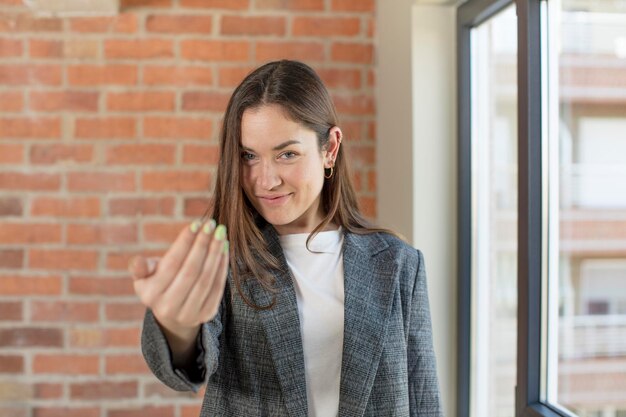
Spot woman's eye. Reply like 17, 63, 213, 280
280, 151, 297, 159
242, 152, 256, 161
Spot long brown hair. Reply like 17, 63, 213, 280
209, 60, 396, 309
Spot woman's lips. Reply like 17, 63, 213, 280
257, 193, 291, 207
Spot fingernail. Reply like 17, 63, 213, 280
190, 220, 201, 233
214, 224, 226, 241
203, 219, 216, 234
223, 241, 229, 254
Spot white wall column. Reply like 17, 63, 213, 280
377, 1, 457, 415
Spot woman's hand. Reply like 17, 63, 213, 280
128, 219, 229, 363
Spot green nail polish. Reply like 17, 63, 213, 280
214, 224, 226, 241
203, 219, 216, 234
223, 241, 229, 254
190, 221, 201, 233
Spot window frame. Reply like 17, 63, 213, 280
457, 0, 579, 416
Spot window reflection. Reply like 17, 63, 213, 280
550, 1, 626, 415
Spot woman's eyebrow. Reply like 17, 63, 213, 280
241, 140, 301, 152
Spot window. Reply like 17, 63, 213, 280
458, 0, 626, 416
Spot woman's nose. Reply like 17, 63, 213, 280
257, 161, 281, 190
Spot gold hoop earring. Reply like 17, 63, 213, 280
324, 166, 334, 179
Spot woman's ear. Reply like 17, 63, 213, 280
324, 126, 342, 168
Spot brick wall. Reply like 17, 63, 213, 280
0, 0, 376, 415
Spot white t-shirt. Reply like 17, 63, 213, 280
279, 229, 345, 417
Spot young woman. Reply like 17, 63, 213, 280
130, 60, 443, 417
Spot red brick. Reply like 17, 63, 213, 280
352, 170, 362, 192
367, 69, 375, 86
34, 383, 63, 399
292, 17, 360, 37
105, 39, 173, 59
182, 144, 219, 164
0, 39, 22, 57
0, 65, 62, 85
69, 14, 137, 33
33, 407, 99, 417
63, 39, 100, 59
366, 17, 375, 38
181, 405, 203, 417
28, 40, 62, 58
0, 14, 63, 32
0, 144, 23, 164
184, 197, 212, 217
143, 65, 213, 86
144, 116, 212, 139
358, 196, 376, 218
0, 117, 61, 138
0, 328, 63, 348
68, 65, 137, 86
68, 328, 102, 348
106, 354, 150, 374
147, 14, 213, 33
255, 41, 325, 61
181, 40, 249, 62
367, 169, 376, 191
31, 197, 100, 218
108, 197, 175, 216
366, 120, 376, 140
143, 221, 187, 243
0, 173, 60, 191
0, 355, 23, 373
0, 224, 61, 244
106, 144, 176, 165
74, 117, 137, 139
142, 171, 211, 192
0, 198, 22, 216
0, 249, 23, 268
121, 0, 172, 8
0, 275, 62, 295
30, 144, 93, 165
333, 94, 375, 115
106, 327, 141, 346
317, 68, 361, 89
331, 0, 374, 12
29, 249, 99, 270
67, 172, 135, 192
0, 301, 22, 320
106, 91, 175, 112
348, 144, 375, 164
69, 276, 134, 296
70, 381, 137, 400
0, 92, 23, 112
255, 0, 323, 10
182, 92, 230, 112
221, 16, 286, 36
105, 304, 145, 322
31, 301, 99, 322
331, 42, 373, 63
67, 223, 138, 245
33, 354, 99, 374
218, 66, 253, 87
108, 406, 174, 417
29, 91, 99, 112
180, 0, 248, 8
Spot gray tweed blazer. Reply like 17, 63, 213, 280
141, 222, 443, 417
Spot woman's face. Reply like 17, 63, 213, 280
240, 104, 335, 235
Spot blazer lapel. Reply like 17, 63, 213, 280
339, 232, 398, 417
246, 223, 308, 417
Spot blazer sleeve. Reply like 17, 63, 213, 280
141, 303, 223, 393
408, 250, 444, 417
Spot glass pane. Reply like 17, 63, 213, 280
469, 5, 518, 417
546, 0, 626, 414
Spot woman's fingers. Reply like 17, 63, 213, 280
198, 243, 229, 322
163, 220, 217, 306
178, 225, 228, 322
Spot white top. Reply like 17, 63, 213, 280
279, 229, 345, 417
